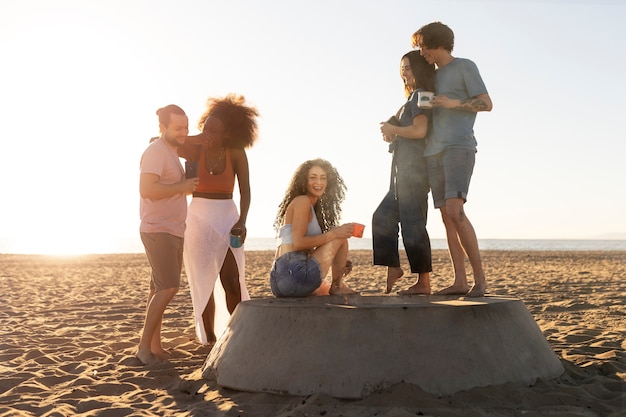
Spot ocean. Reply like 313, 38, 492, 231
1, 238, 624, 255
244, 238, 626, 252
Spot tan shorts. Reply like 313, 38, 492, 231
140, 232, 183, 292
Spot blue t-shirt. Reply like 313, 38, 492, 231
425, 58, 488, 157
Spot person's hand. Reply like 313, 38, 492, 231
379, 122, 396, 142
231, 222, 247, 243
241, 224, 247, 243
431, 94, 459, 109
185, 133, 207, 145
181, 177, 199, 194
333, 223, 355, 239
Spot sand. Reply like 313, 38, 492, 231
0, 249, 624, 417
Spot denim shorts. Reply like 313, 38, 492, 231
270, 251, 322, 297
427, 148, 476, 208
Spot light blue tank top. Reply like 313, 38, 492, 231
278, 205, 322, 245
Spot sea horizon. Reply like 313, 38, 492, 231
1, 237, 625, 255
244, 238, 626, 252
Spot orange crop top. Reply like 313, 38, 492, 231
196, 148, 236, 194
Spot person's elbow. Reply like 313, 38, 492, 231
290, 235, 309, 252
416, 126, 428, 139
140, 184, 156, 199
291, 241, 308, 252
140, 174, 161, 199
479, 94, 493, 112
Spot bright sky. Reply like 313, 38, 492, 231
1, 0, 625, 255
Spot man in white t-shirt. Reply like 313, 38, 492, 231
136, 104, 198, 365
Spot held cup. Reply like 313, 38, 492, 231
185, 161, 198, 178
352, 223, 365, 238
230, 227, 243, 248
417, 91, 434, 109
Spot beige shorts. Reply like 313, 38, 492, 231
140, 232, 183, 291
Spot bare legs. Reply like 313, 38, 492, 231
311, 238, 358, 295
201, 295, 217, 345
136, 286, 178, 365
436, 198, 486, 297
201, 248, 242, 344
385, 266, 404, 294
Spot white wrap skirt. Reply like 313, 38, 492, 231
184, 198, 249, 344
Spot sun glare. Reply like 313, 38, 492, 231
11, 235, 116, 256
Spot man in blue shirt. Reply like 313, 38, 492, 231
412, 21, 493, 297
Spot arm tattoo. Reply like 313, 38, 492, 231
457, 98, 489, 112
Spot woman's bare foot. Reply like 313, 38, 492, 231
329, 282, 359, 295
435, 283, 470, 295
397, 282, 431, 295
312, 280, 331, 296
385, 267, 404, 294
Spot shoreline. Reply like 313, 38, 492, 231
2, 237, 625, 256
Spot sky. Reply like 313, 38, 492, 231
1, 0, 625, 255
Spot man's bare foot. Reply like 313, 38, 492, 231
152, 348, 173, 360
329, 282, 359, 295
397, 283, 431, 295
385, 267, 404, 294
435, 284, 470, 295
467, 281, 487, 297
136, 349, 160, 365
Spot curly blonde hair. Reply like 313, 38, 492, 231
197, 94, 259, 149
273, 158, 346, 233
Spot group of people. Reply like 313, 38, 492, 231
135, 21, 492, 365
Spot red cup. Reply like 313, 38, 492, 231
352, 223, 365, 238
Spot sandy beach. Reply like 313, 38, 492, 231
1, 249, 624, 416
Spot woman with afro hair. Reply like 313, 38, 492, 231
178, 94, 258, 345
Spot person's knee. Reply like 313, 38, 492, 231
443, 200, 466, 224
220, 268, 241, 293
221, 275, 241, 293
402, 233, 425, 249
156, 286, 179, 300
446, 208, 466, 226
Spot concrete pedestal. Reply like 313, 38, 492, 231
202, 295, 564, 399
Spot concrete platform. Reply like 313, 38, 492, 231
202, 295, 564, 399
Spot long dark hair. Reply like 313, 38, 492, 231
273, 158, 346, 233
403, 50, 436, 98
